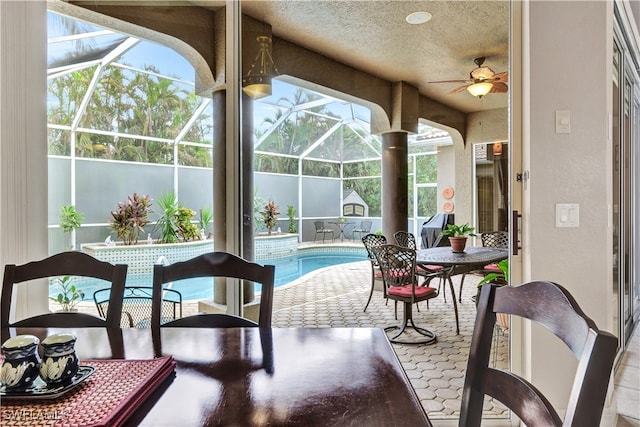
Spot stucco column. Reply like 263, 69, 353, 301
381, 132, 408, 240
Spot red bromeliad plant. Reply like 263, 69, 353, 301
261, 200, 280, 235
110, 193, 152, 245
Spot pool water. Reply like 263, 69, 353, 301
51, 250, 367, 302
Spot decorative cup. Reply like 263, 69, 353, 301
39, 333, 79, 386
1, 335, 41, 389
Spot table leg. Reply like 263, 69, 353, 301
445, 268, 460, 335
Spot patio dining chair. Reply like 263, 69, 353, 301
394, 231, 447, 301
361, 233, 387, 313
372, 244, 438, 345
459, 281, 617, 426
351, 220, 372, 241
94, 286, 182, 328
1, 251, 127, 328
314, 221, 335, 243
151, 252, 275, 329
458, 230, 509, 302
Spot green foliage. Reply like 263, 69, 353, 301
60, 205, 84, 233
253, 188, 266, 233
154, 192, 179, 243
198, 206, 213, 236
441, 223, 477, 238
478, 259, 509, 286
49, 276, 84, 312
287, 205, 297, 233
110, 193, 152, 245
175, 206, 199, 241
261, 200, 280, 234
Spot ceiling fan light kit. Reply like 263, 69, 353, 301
429, 56, 508, 98
467, 82, 493, 98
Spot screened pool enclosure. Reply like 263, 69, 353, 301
47, 11, 453, 254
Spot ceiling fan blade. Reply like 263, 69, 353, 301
490, 82, 509, 93
491, 71, 509, 83
447, 84, 471, 95
429, 79, 472, 84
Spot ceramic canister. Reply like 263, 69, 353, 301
39, 333, 79, 385
0, 334, 41, 389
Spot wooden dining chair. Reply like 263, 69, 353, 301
1, 251, 128, 328
151, 252, 275, 329
372, 244, 438, 345
459, 281, 617, 427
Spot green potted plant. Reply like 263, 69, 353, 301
49, 275, 85, 312
110, 193, 152, 245
60, 205, 84, 250
175, 206, 199, 241
441, 223, 477, 253
287, 205, 297, 233
261, 199, 280, 236
477, 258, 510, 332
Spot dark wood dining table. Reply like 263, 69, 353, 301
415, 246, 509, 334
2, 326, 432, 427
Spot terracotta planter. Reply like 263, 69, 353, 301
449, 236, 467, 253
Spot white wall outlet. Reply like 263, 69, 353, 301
555, 203, 579, 227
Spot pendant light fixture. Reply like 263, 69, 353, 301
242, 36, 278, 99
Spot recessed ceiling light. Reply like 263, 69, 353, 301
406, 11, 432, 25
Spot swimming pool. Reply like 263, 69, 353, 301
51, 248, 367, 302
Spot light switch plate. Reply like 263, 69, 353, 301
556, 203, 579, 227
556, 110, 571, 134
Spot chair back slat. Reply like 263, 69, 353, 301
394, 231, 417, 250
1, 251, 127, 328
152, 252, 274, 329
459, 281, 618, 427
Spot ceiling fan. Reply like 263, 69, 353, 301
429, 57, 508, 98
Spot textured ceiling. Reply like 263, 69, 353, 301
239, 1, 510, 114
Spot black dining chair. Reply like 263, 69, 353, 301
151, 252, 275, 329
351, 220, 372, 241
1, 251, 128, 328
459, 280, 617, 427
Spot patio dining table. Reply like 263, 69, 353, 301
329, 220, 354, 242
415, 246, 509, 334
1, 326, 432, 427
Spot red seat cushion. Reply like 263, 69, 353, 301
483, 263, 500, 272
375, 271, 383, 278
388, 285, 436, 298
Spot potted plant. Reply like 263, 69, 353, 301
441, 223, 477, 253
477, 258, 510, 332
49, 275, 85, 312
110, 193, 152, 245
175, 206, 199, 241
60, 205, 84, 250
198, 206, 213, 238
287, 205, 297, 233
261, 199, 280, 236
